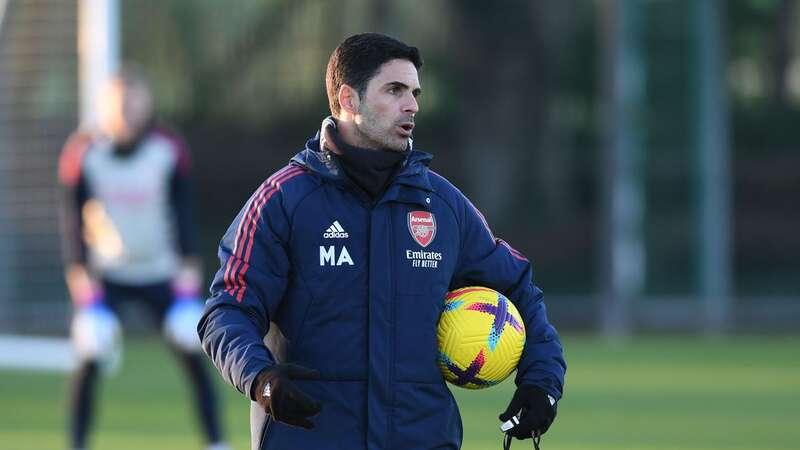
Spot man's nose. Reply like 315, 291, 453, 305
404, 94, 419, 114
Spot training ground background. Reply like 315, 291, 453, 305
1, 334, 798, 450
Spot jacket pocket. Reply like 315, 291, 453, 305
394, 293, 444, 383
250, 400, 272, 450
258, 415, 273, 449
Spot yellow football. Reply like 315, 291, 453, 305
437, 286, 526, 389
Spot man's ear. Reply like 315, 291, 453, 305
338, 85, 360, 115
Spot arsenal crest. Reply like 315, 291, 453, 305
408, 211, 436, 247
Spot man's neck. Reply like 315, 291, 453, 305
321, 118, 409, 200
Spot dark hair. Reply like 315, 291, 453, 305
326, 33, 423, 117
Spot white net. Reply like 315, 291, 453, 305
0, 0, 78, 333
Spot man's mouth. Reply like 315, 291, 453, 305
397, 122, 414, 136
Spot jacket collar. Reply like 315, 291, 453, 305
291, 120, 434, 196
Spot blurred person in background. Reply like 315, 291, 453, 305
57, 67, 228, 450
198, 33, 565, 449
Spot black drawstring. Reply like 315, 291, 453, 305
502, 431, 541, 450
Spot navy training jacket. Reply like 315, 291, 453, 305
198, 131, 566, 450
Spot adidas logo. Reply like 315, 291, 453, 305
323, 220, 349, 239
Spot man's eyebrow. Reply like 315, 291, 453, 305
386, 81, 422, 96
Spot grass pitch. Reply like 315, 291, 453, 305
0, 335, 798, 450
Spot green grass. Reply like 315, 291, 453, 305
1, 335, 798, 450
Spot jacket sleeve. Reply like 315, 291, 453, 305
197, 180, 292, 400
57, 132, 91, 267
168, 138, 196, 257
449, 194, 566, 401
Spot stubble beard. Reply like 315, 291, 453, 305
355, 106, 409, 152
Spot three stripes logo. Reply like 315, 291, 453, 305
323, 220, 349, 239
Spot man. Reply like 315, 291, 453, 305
58, 68, 228, 450
199, 33, 566, 450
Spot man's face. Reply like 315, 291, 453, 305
99, 80, 153, 143
352, 58, 421, 152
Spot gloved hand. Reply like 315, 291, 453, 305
252, 364, 322, 429
499, 385, 556, 440
172, 257, 203, 300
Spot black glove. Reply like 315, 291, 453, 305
252, 363, 322, 429
499, 385, 556, 440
